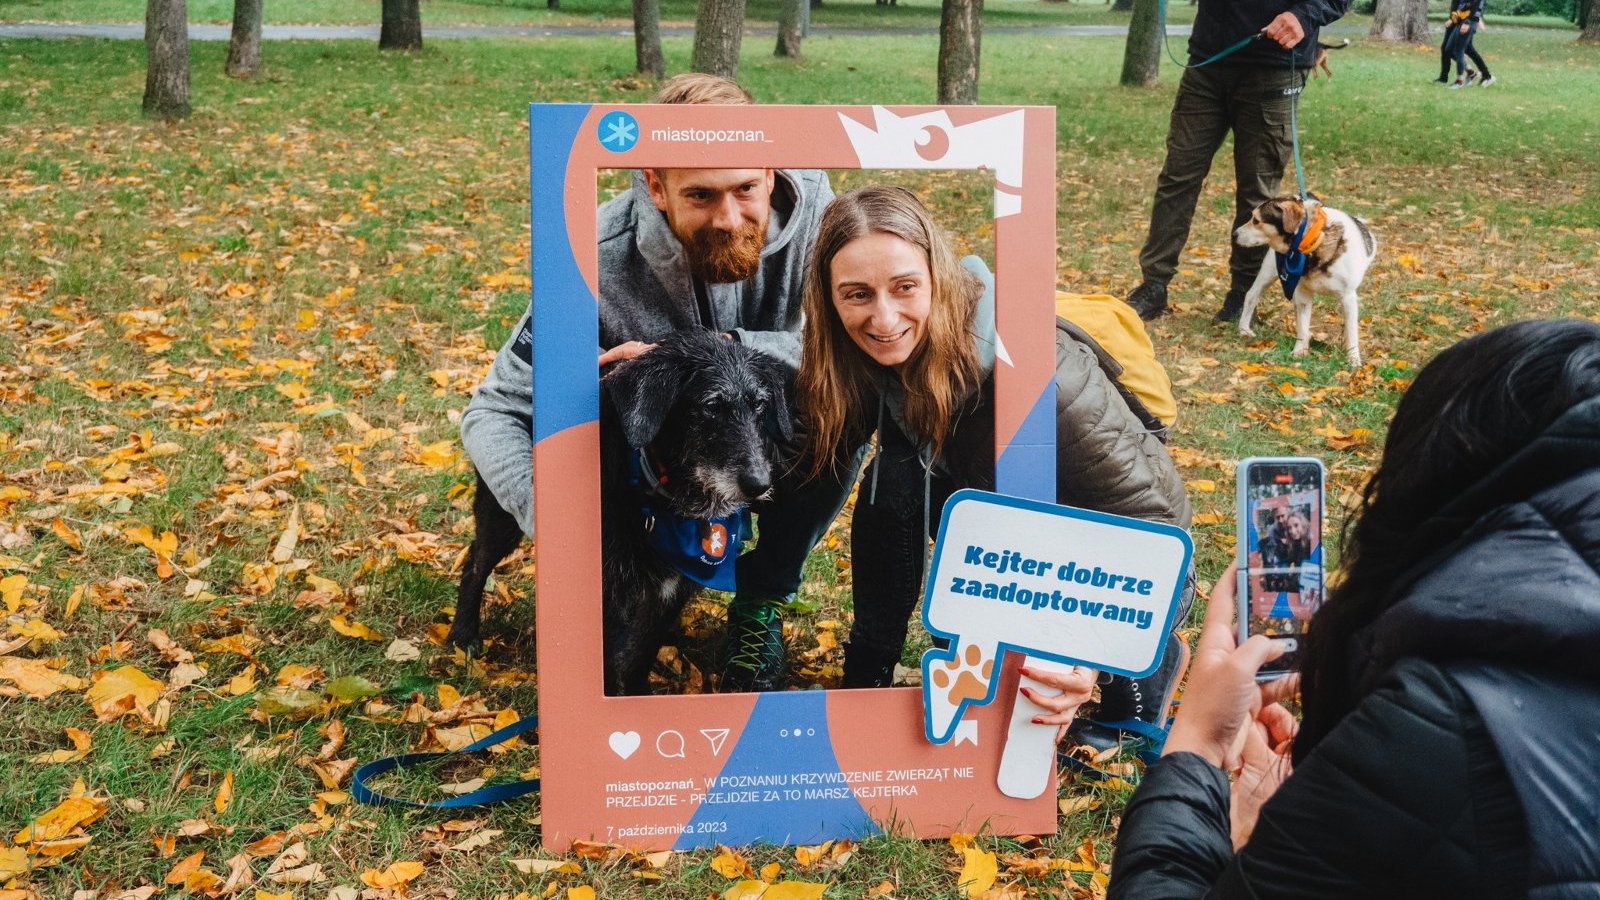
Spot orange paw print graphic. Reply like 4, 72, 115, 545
931, 643, 994, 705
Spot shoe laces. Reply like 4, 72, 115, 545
725, 604, 782, 674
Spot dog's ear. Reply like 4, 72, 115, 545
603, 349, 682, 449
1278, 199, 1305, 236
752, 353, 795, 445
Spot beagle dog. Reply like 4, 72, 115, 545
1234, 195, 1376, 369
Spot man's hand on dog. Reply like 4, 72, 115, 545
599, 341, 658, 366
1262, 12, 1305, 49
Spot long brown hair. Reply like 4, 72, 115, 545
798, 186, 983, 475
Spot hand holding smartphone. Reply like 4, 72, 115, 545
1235, 457, 1326, 679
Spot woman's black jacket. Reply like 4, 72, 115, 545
1109, 397, 1600, 899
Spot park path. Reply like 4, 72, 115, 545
0, 20, 1186, 40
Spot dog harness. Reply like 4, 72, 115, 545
631, 447, 752, 592
1276, 204, 1327, 301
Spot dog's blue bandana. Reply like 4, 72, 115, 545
1275, 204, 1326, 301
632, 448, 752, 591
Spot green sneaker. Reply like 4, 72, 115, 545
719, 600, 787, 692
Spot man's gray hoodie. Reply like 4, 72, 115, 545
460, 168, 834, 537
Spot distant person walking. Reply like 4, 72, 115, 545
1438, 0, 1495, 87
1124, 0, 1353, 323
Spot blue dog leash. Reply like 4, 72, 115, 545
352, 715, 540, 809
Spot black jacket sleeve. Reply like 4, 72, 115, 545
1288, 0, 1351, 30
1109, 660, 1522, 899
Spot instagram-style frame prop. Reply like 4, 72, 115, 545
529, 103, 1058, 850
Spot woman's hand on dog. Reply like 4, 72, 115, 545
1262, 11, 1306, 49
599, 341, 658, 367
1019, 664, 1096, 739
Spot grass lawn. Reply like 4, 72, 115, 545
1, 24, 1598, 899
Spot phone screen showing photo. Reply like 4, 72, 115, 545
1244, 461, 1324, 673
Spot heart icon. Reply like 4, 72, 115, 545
608, 731, 641, 760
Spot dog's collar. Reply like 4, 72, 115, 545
631, 445, 674, 501
1297, 205, 1328, 255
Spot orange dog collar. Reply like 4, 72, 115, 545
1299, 206, 1328, 255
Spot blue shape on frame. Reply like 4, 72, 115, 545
598, 110, 640, 153
996, 380, 1056, 502
529, 103, 599, 444
675, 691, 878, 848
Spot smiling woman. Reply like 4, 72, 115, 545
797, 187, 1192, 752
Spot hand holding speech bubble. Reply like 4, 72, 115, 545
920, 490, 1193, 748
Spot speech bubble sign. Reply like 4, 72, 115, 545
921, 490, 1193, 745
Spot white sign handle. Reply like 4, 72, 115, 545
996, 654, 1075, 799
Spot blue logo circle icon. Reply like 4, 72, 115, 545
598, 110, 640, 153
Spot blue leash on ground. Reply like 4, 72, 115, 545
351, 715, 540, 809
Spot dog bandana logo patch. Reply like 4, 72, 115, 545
702, 522, 730, 559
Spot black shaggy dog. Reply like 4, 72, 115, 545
446, 329, 792, 696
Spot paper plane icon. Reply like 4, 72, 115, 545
700, 728, 730, 756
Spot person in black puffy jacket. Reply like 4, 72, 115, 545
1109, 318, 1600, 898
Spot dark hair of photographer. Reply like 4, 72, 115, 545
1295, 317, 1600, 763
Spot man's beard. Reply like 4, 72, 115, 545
680, 217, 767, 284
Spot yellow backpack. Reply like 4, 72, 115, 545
1054, 291, 1178, 432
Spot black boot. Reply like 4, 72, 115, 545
1214, 288, 1246, 322
1066, 632, 1190, 754
841, 639, 901, 689
1125, 282, 1169, 321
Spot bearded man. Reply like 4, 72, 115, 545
460, 74, 857, 693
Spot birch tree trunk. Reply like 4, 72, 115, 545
776, 0, 804, 57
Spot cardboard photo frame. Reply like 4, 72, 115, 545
529, 102, 1057, 850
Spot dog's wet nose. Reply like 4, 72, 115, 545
738, 472, 771, 498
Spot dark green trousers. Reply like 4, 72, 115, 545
1137, 64, 1308, 295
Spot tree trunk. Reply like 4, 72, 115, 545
380, 0, 422, 50
1582, 0, 1599, 39
1369, 0, 1427, 42
809, 0, 822, 8
776, 0, 803, 57
1120, 0, 1161, 85
549, 0, 559, 7
1112, 0, 1133, 11
937, 0, 983, 104
143, 0, 191, 119
691, 0, 746, 79
225, 0, 261, 78
634, 0, 665, 76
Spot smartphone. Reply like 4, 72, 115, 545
1235, 457, 1326, 679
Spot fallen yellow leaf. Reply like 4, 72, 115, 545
215, 770, 234, 815
417, 440, 460, 470
84, 665, 163, 719
361, 860, 425, 889
566, 888, 596, 900
724, 881, 768, 900
711, 847, 751, 879
764, 883, 827, 900
164, 850, 205, 884
1, 574, 27, 613
957, 848, 998, 898
329, 615, 384, 642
